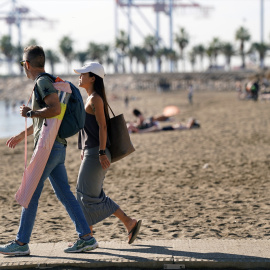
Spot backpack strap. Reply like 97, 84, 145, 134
34, 73, 56, 108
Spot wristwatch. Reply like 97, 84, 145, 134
98, 149, 106, 156
26, 110, 34, 118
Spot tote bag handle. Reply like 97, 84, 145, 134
107, 102, 115, 118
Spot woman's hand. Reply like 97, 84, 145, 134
99, 154, 110, 170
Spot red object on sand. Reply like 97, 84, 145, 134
163, 105, 180, 117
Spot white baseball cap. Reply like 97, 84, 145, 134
73, 62, 105, 79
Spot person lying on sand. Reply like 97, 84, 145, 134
132, 105, 180, 128
127, 118, 200, 133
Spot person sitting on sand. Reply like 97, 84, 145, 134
127, 117, 200, 133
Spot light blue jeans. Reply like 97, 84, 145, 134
16, 141, 91, 243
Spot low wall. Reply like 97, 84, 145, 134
0, 71, 260, 100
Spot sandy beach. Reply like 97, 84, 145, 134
0, 89, 270, 244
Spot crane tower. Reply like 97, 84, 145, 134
0, 0, 54, 56
115, 0, 212, 48
114, 0, 212, 71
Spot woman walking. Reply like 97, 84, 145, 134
73, 62, 141, 244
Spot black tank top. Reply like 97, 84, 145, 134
78, 112, 110, 150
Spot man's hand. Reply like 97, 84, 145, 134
6, 133, 24, 148
20, 105, 31, 118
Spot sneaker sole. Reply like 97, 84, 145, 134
64, 241, 99, 253
0, 250, 30, 256
83, 241, 99, 252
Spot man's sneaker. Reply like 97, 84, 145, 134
0, 240, 30, 256
64, 237, 98, 253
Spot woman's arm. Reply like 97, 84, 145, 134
93, 96, 108, 152
87, 95, 110, 170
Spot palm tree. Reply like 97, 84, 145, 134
88, 42, 104, 63
133, 46, 148, 73
59, 36, 74, 74
115, 30, 130, 73
188, 49, 196, 72
249, 42, 269, 69
235, 26, 251, 69
175, 27, 189, 71
156, 47, 166, 72
143, 35, 159, 72
87, 42, 113, 72
156, 47, 177, 72
166, 49, 178, 72
205, 45, 214, 68
128, 46, 138, 73
209, 37, 221, 66
76, 51, 88, 66
221, 42, 235, 70
128, 46, 145, 73
0, 35, 14, 74
46, 49, 60, 74
13, 44, 24, 74
193, 44, 205, 71
15, 38, 39, 74
26, 39, 39, 46
100, 44, 113, 72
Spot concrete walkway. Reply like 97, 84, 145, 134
0, 240, 270, 269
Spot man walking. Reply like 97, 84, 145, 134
0, 46, 97, 256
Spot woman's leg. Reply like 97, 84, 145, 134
113, 208, 139, 242
76, 147, 119, 227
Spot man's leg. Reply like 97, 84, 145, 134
47, 142, 91, 238
0, 145, 58, 255
48, 144, 98, 253
16, 144, 61, 244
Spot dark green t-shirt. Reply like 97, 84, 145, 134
32, 75, 67, 147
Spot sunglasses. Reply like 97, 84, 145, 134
20, 60, 30, 67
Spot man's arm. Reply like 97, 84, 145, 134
6, 125, 33, 149
20, 93, 61, 119
8, 92, 61, 149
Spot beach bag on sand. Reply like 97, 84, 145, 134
107, 105, 135, 163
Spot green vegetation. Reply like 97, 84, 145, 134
0, 25, 269, 75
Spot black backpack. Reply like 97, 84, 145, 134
34, 73, 85, 138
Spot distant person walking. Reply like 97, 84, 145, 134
250, 79, 260, 101
124, 95, 129, 108
0, 45, 97, 256
4, 98, 10, 115
73, 62, 141, 244
187, 83, 193, 105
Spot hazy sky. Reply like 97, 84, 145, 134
0, 0, 269, 71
